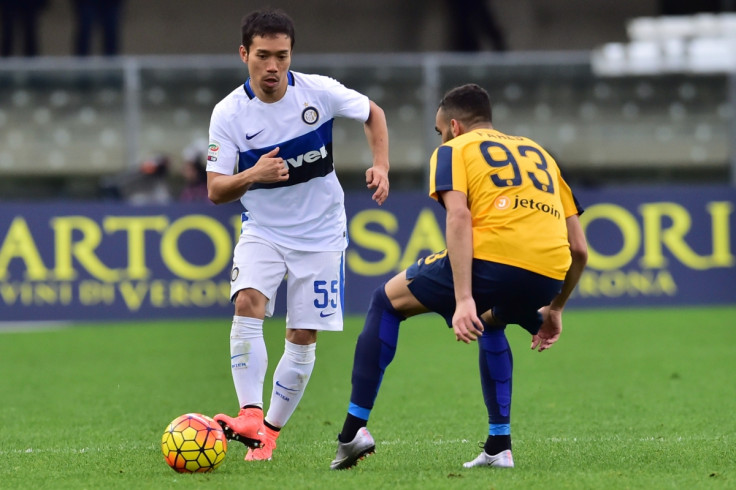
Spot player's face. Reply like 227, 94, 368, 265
434, 108, 454, 143
240, 34, 292, 102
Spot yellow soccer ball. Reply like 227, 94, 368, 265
161, 413, 227, 473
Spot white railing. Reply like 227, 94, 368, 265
1, 51, 734, 185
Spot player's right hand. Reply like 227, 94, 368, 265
253, 147, 289, 183
451, 298, 484, 343
366, 166, 389, 206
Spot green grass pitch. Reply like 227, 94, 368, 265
2, 306, 735, 489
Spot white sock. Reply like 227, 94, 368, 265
229, 316, 267, 409
265, 340, 316, 428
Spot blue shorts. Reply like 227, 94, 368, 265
406, 251, 563, 335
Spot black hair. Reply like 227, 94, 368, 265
438, 83, 493, 126
241, 8, 295, 52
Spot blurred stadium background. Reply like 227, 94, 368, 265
2, 0, 735, 196
1, 0, 735, 321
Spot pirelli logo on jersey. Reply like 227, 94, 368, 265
498, 195, 562, 219
239, 120, 336, 190
285, 145, 328, 168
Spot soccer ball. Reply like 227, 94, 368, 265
161, 413, 227, 473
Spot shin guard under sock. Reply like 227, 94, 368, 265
230, 316, 268, 408
478, 326, 513, 427
340, 286, 404, 441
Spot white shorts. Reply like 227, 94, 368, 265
230, 234, 345, 331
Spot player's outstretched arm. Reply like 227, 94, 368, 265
531, 214, 588, 352
363, 100, 390, 205
207, 147, 288, 204
443, 190, 484, 344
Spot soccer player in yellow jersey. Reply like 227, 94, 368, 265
330, 83, 587, 470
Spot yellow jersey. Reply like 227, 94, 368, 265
429, 128, 580, 280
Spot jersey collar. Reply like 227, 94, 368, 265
243, 71, 295, 100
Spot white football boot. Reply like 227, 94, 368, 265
330, 427, 376, 470
463, 449, 514, 468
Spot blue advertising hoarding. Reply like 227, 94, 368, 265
573, 186, 734, 306
0, 186, 734, 322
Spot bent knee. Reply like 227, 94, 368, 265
234, 288, 268, 317
286, 328, 317, 345
383, 275, 426, 317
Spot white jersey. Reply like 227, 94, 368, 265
207, 71, 370, 251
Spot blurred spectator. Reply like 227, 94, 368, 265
0, 0, 47, 57
127, 154, 173, 205
100, 154, 173, 205
72, 0, 124, 56
445, 0, 507, 52
179, 140, 211, 203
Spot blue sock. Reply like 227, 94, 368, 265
342, 285, 404, 439
478, 325, 513, 428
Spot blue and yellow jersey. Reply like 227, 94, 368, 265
429, 128, 581, 280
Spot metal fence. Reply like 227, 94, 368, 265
1, 52, 734, 186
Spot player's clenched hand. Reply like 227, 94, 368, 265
531, 305, 562, 352
365, 166, 389, 206
451, 298, 484, 343
253, 147, 289, 183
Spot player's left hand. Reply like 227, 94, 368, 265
531, 305, 562, 352
366, 166, 389, 206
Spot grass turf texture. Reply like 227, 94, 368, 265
1, 306, 734, 489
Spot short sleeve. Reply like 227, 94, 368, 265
323, 77, 370, 122
429, 144, 467, 204
206, 104, 239, 175
558, 174, 584, 217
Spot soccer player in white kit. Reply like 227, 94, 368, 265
206, 8, 390, 462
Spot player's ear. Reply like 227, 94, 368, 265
239, 45, 248, 63
450, 119, 463, 138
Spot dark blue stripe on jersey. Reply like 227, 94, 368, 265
244, 79, 255, 99
243, 71, 295, 100
238, 119, 334, 190
435, 145, 454, 192
571, 192, 585, 216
